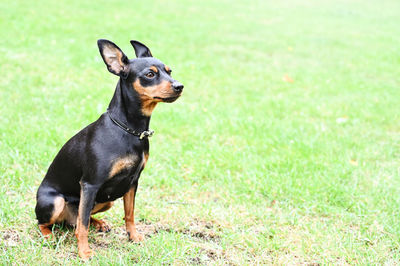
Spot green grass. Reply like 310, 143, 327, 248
1, 0, 400, 264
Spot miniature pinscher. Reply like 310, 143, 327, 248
35, 39, 183, 259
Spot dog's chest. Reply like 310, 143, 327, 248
95, 153, 146, 202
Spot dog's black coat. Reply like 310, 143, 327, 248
35, 40, 183, 234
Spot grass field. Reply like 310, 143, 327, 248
1, 0, 400, 264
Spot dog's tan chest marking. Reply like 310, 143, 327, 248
91, 201, 114, 214
109, 155, 138, 178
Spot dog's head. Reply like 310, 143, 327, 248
97, 39, 183, 116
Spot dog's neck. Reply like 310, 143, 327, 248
108, 79, 150, 132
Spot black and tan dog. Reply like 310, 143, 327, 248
35, 39, 183, 259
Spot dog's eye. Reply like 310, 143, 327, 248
167, 70, 172, 76
145, 72, 155, 78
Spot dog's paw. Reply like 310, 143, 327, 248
38, 224, 55, 240
79, 247, 94, 260
91, 218, 111, 232
127, 231, 144, 242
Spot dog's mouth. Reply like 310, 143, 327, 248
154, 95, 181, 103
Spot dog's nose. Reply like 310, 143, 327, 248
172, 82, 184, 93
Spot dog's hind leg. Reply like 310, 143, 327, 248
35, 185, 66, 238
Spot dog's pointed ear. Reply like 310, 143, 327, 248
130, 40, 153, 58
97, 39, 129, 78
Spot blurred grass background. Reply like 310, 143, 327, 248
0, 0, 399, 264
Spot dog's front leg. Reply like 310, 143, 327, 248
123, 181, 144, 242
75, 182, 100, 260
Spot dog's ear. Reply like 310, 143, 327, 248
130, 40, 153, 58
97, 39, 130, 78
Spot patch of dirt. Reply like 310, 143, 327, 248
134, 219, 222, 242
188, 256, 202, 265
201, 247, 221, 260
1, 229, 21, 248
178, 220, 221, 242
28, 218, 225, 262
92, 237, 113, 249
188, 243, 237, 266
135, 223, 164, 237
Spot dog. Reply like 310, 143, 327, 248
35, 39, 183, 259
